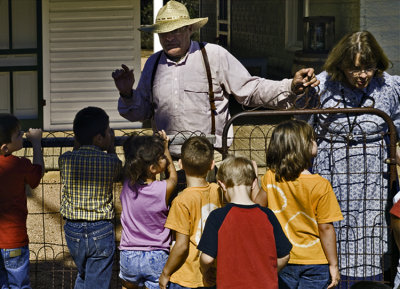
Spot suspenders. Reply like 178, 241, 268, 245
199, 42, 216, 136
150, 42, 216, 135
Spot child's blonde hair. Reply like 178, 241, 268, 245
217, 156, 256, 188
267, 119, 315, 182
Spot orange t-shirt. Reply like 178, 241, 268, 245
165, 183, 222, 287
261, 170, 343, 264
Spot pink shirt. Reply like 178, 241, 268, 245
118, 41, 293, 155
119, 179, 170, 251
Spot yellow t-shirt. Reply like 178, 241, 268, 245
165, 183, 222, 287
261, 170, 343, 264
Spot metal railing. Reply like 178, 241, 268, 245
19, 107, 399, 288
21, 129, 211, 288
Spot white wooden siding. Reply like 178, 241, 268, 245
43, 0, 141, 130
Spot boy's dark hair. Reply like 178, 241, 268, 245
181, 136, 213, 177
217, 156, 256, 188
123, 133, 165, 183
0, 113, 20, 145
350, 281, 391, 289
267, 119, 315, 182
73, 107, 109, 145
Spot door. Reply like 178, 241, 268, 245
0, 0, 43, 129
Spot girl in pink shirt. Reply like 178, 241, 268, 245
119, 130, 177, 289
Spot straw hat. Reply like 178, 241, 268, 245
139, 0, 208, 34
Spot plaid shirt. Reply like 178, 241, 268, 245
59, 145, 122, 221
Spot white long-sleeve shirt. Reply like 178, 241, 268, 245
118, 41, 294, 155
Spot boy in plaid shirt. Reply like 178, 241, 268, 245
59, 107, 122, 289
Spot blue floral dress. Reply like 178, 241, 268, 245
309, 71, 400, 279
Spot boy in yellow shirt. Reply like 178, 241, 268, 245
159, 136, 222, 289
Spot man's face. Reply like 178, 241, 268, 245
158, 25, 192, 60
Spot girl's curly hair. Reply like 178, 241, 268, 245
122, 133, 165, 184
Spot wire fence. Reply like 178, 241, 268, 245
18, 108, 399, 288
21, 129, 212, 289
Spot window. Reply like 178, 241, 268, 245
0, 0, 42, 128
217, 0, 230, 49
285, 0, 308, 51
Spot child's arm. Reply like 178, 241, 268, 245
277, 254, 290, 272
159, 130, 177, 205
26, 128, 44, 176
107, 128, 116, 154
159, 231, 189, 289
252, 187, 268, 207
200, 252, 216, 285
318, 222, 340, 289
250, 160, 268, 206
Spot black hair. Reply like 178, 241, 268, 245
123, 133, 165, 183
0, 113, 20, 145
73, 107, 109, 145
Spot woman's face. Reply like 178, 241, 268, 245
343, 53, 377, 89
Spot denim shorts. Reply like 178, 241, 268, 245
119, 250, 168, 289
0, 245, 31, 289
279, 264, 330, 289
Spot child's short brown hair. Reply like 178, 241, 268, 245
181, 136, 213, 177
267, 119, 315, 182
217, 156, 256, 188
0, 113, 20, 145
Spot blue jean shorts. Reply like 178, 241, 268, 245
119, 250, 168, 289
0, 245, 31, 289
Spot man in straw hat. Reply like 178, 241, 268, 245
113, 0, 319, 158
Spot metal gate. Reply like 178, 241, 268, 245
220, 107, 398, 288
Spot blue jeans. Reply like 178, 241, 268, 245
0, 245, 31, 289
64, 220, 115, 289
119, 250, 168, 289
337, 274, 383, 289
279, 264, 330, 289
